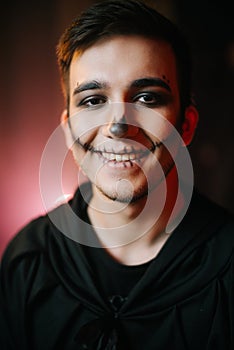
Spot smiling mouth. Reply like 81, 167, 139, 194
89, 142, 162, 166
77, 139, 162, 165
95, 149, 149, 163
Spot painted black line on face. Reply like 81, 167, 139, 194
68, 116, 163, 155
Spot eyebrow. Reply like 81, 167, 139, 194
73, 80, 108, 95
131, 78, 171, 92
72, 77, 171, 96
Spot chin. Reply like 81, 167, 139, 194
95, 181, 150, 204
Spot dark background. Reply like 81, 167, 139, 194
1, 0, 234, 256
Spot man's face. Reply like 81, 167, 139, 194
64, 35, 187, 203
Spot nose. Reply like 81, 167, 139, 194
102, 104, 139, 139
108, 115, 128, 138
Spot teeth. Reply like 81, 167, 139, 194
101, 152, 140, 162
115, 154, 122, 162
109, 153, 116, 160
122, 154, 130, 161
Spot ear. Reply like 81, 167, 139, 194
181, 105, 199, 146
61, 109, 74, 149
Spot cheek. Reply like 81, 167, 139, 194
149, 112, 182, 148
136, 109, 177, 143
70, 144, 85, 164
70, 144, 94, 178
70, 116, 99, 145
69, 106, 108, 141
79, 130, 97, 146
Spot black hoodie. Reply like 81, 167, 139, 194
1, 182, 234, 349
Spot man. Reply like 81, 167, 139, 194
1, 1, 233, 349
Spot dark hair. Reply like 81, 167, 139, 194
57, 0, 192, 111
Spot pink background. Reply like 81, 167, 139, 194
1, 0, 234, 257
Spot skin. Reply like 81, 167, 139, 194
62, 35, 198, 264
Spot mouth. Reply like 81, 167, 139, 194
95, 149, 149, 163
76, 138, 162, 166
93, 143, 162, 167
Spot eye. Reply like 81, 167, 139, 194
134, 92, 164, 107
78, 96, 107, 108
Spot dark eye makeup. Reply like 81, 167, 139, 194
77, 95, 107, 108
75, 91, 170, 109
133, 91, 169, 107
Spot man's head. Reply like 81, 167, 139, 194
57, 0, 198, 205
57, 0, 192, 113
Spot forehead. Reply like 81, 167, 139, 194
69, 35, 178, 90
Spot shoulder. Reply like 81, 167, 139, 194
195, 191, 234, 232
0, 182, 91, 282
0, 215, 53, 300
190, 190, 234, 258
1, 182, 91, 266
2, 215, 50, 267
0, 214, 61, 347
